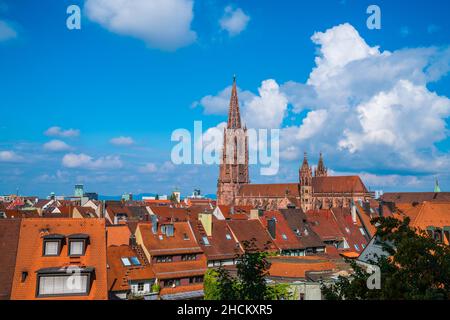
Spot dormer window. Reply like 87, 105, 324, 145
68, 234, 89, 256
43, 234, 64, 256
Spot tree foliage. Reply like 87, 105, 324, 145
204, 239, 291, 300
322, 216, 450, 300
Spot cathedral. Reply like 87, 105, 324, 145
217, 77, 372, 211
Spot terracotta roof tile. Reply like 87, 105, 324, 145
0, 219, 21, 300
11, 218, 108, 300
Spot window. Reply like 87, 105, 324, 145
183, 233, 189, 240
182, 254, 196, 261
359, 228, 366, 236
69, 241, 84, 256
121, 257, 131, 266
202, 236, 210, 245
137, 282, 144, 292
130, 256, 141, 266
282, 234, 288, 240
156, 255, 173, 263
225, 234, 232, 240
44, 241, 60, 256
189, 276, 203, 284
37, 274, 89, 297
354, 244, 360, 251
164, 279, 180, 287
345, 227, 350, 234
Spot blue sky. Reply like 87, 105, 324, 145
0, 0, 450, 197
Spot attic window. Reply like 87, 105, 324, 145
202, 236, 210, 245
354, 244, 360, 251
282, 234, 288, 240
43, 235, 64, 256
225, 234, 232, 240
183, 233, 189, 240
359, 228, 366, 236
121, 257, 131, 266
130, 256, 141, 266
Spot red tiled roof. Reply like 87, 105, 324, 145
260, 211, 304, 250
227, 219, 278, 252
11, 218, 108, 300
312, 176, 368, 194
151, 257, 207, 280
107, 225, 131, 247
268, 256, 336, 279
137, 221, 202, 256
306, 209, 344, 241
0, 219, 21, 300
107, 245, 155, 292
238, 183, 299, 198
381, 192, 450, 204
191, 219, 242, 261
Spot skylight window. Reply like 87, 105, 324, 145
354, 244, 360, 251
225, 234, 232, 240
130, 256, 141, 266
345, 227, 350, 234
202, 236, 210, 245
282, 234, 288, 240
359, 227, 366, 236
121, 257, 131, 266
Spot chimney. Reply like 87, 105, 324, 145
250, 209, 263, 220
198, 213, 212, 237
267, 218, 276, 239
351, 201, 357, 224
378, 201, 384, 217
129, 234, 137, 247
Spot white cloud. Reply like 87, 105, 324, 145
139, 162, 157, 173
62, 153, 123, 170
195, 79, 288, 129
194, 85, 255, 115
219, 6, 250, 36
110, 136, 135, 146
0, 150, 22, 162
277, 23, 450, 174
243, 79, 288, 129
0, 20, 16, 41
85, 0, 196, 51
43, 140, 72, 152
45, 126, 80, 138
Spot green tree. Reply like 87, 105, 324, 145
204, 239, 291, 300
322, 216, 450, 300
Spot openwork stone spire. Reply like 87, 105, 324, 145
227, 75, 242, 129
315, 152, 328, 177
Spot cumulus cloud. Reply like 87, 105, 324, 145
0, 150, 22, 162
197, 22, 450, 183
85, 0, 197, 51
110, 136, 135, 146
62, 153, 123, 170
219, 6, 250, 36
45, 126, 80, 138
242, 79, 288, 129
43, 140, 72, 152
193, 85, 255, 115
0, 20, 16, 41
196, 79, 288, 129
139, 162, 158, 173
277, 23, 450, 174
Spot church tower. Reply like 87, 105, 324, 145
217, 76, 249, 205
299, 152, 313, 211
314, 152, 328, 177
